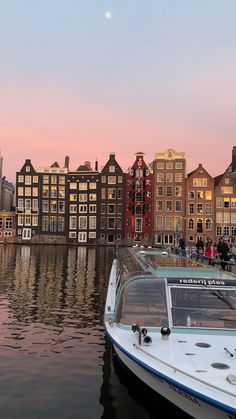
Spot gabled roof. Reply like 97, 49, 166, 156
51, 161, 60, 168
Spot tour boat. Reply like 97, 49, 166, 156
104, 247, 236, 419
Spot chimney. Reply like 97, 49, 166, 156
84, 161, 92, 170
64, 156, 69, 169
95, 159, 98, 171
232, 146, 236, 172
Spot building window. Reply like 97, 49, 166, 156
216, 197, 223, 208
205, 219, 212, 230
156, 216, 163, 229
166, 186, 173, 196
157, 200, 163, 211
224, 198, 230, 208
188, 203, 194, 214
79, 183, 87, 191
101, 176, 106, 183
156, 162, 164, 169
70, 194, 77, 201
89, 194, 96, 201
107, 218, 115, 229
17, 193, 25, 207
205, 203, 212, 215
70, 216, 77, 229
108, 176, 116, 184
89, 182, 97, 189
197, 203, 203, 214
58, 217, 65, 232
166, 162, 173, 169
25, 175, 31, 185
175, 162, 183, 169
22, 228, 31, 239
70, 182, 77, 189
175, 173, 182, 183
42, 186, 49, 197
79, 205, 87, 213
108, 189, 116, 199
135, 218, 142, 232
32, 199, 38, 210
25, 199, 31, 210
25, 215, 31, 226
42, 200, 49, 212
108, 204, 116, 214
25, 187, 31, 196
188, 219, 194, 230
32, 187, 38, 196
79, 216, 87, 229
50, 216, 57, 232
117, 218, 122, 229
118, 176, 122, 183
197, 191, 203, 199
42, 216, 49, 231
136, 181, 143, 189
50, 201, 57, 212
69, 232, 76, 238
157, 173, 164, 182
59, 176, 65, 185
157, 186, 164, 196
220, 186, 233, 195
197, 219, 203, 233
79, 194, 87, 202
109, 165, 115, 172
89, 216, 96, 229
51, 186, 57, 198
165, 216, 173, 230
18, 175, 24, 183
175, 200, 182, 211
5, 217, 13, 229
32, 215, 38, 226
101, 218, 105, 229
18, 214, 24, 225
50, 175, 57, 184
18, 199, 24, 211
205, 191, 212, 200
58, 201, 65, 213
135, 204, 142, 215
58, 186, 65, 198
70, 204, 77, 213
135, 192, 143, 202
43, 175, 49, 184
89, 232, 96, 238
166, 173, 173, 182
78, 232, 87, 242
166, 201, 173, 212
89, 204, 96, 213
193, 178, 207, 187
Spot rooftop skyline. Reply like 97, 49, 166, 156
1, 0, 236, 182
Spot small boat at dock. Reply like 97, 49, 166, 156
104, 247, 236, 419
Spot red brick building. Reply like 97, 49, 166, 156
124, 152, 153, 245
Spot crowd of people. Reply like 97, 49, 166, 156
178, 237, 233, 270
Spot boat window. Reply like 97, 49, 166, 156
116, 278, 168, 327
170, 287, 236, 329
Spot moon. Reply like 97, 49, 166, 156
105, 11, 112, 19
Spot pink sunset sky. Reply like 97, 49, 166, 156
1, 0, 236, 183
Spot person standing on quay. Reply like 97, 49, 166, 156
217, 238, 230, 270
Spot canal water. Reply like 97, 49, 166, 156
0, 245, 191, 419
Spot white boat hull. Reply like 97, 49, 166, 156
113, 343, 236, 419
